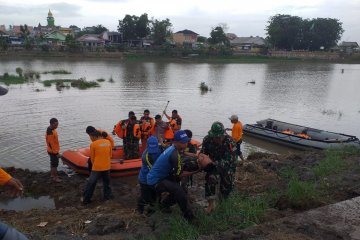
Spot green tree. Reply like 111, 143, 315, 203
197, 36, 207, 43
65, 34, 81, 52
118, 13, 151, 41
20, 24, 34, 50
118, 15, 138, 41
136, 13, 150, 39
208, 26, 229, 45
0, 37, 8, 50
266, 14, 303, 50
303, 18, 344, 50
266, 14, 344, 51
93, 24, 108, 34
151, 18, 172, 45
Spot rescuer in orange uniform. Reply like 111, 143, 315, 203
83, 130, 112, 204
226, 115, 245, 161
45, 118, 62, 182
139, 109, 155, 151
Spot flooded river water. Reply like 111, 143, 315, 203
0, 59, 359, 171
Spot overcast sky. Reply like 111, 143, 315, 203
0, 0, 359, 42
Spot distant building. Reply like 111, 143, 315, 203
0, 25, 5, 32
33, 10, 73, 37
226, 33, 237, 40
44, 31, 67, 45
339, 41, 359, 54
77, 34, 105, 50
173, 29, 199, 46
47, 9, 55, 27
69, 26, 81, 34
108, 31, 122, 44
230, 36, 266, 52
8, 25, 34, 37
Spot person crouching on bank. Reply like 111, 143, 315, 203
146, 130, 199, 221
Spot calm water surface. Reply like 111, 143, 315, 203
1, 59, 359, 171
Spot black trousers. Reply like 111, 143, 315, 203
155, 179, 193, 220
83, 170, 112, 202
137, 183, 156, 213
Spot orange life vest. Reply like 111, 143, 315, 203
282, 130, 295, 135
140, 116, 155, 138
296, 133, 311, 139
113, 119, 128, 139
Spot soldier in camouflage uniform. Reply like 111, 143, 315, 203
124, 115, 141, 159
200, 121, 238, 213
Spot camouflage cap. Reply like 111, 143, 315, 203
208, 121, 225, 137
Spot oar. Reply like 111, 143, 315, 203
0, 86, 8, 96
161, 100, 170, 118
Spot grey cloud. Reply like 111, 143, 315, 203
0, 2, 81, 17
85, 0, 127, 2
49, 2, 82, 17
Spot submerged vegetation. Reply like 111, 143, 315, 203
42, 70, 72, 74
199, 82, 211, 93
71, 78, 99, 89
0, 67, 103, 90
43, 78, 99, 89
0, 73, 26, 85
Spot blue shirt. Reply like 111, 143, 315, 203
138, 150, 161, 184
147, 146, 181, 186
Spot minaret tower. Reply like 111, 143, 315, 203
47, 9, 55, 26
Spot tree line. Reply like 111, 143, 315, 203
266, 14, 344, 51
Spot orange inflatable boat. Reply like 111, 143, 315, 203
61, 139, 202, 178
61, 146, 142, 177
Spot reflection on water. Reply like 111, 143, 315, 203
243, 135, 302, 155
0, 196, 55, 211
0, 59, 360, 170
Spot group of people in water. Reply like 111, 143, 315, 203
43, 108, 245, 222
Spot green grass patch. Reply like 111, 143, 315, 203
312, 147, 360, 178
42, 70, 72, 74
96, 78, 105, 82
286, 177, 318, 207
279, 166, 298, 180
159, 193, 268, 239
0, 73, 27, 85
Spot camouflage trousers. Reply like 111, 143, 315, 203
205, 163, 236, 200
124, 139, 140, 160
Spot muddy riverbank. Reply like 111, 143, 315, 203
1, 148, 360, 239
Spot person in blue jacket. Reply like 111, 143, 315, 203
147, 130, 198, 221
137, 136, 162, 214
